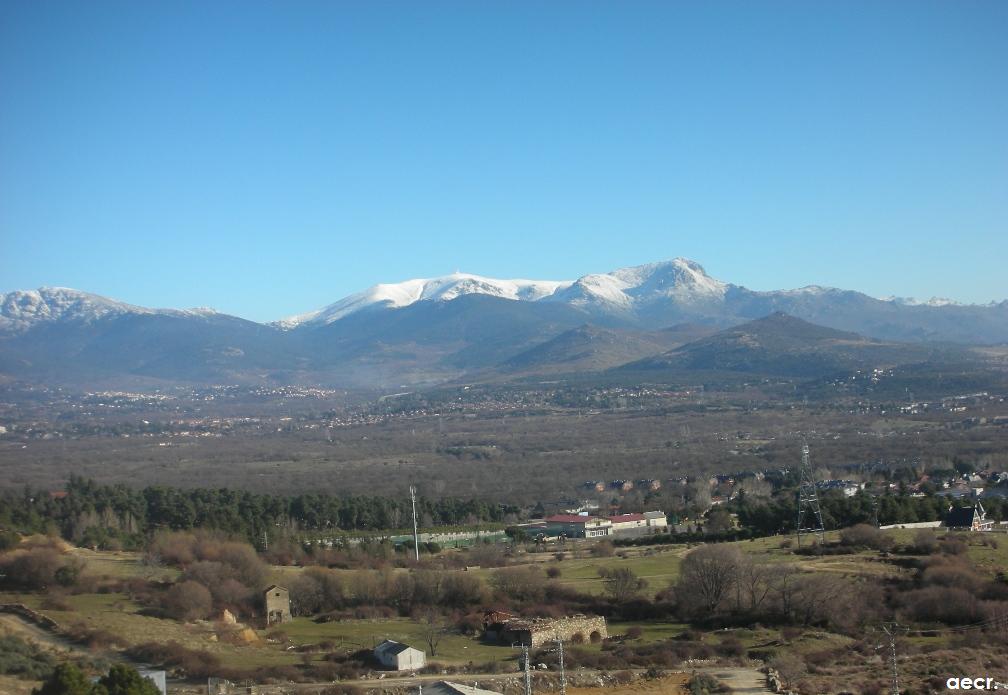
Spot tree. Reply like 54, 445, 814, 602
769, 653, 806, 690
162, 580, 213, 621
490, 566, 546, 602
598, 567, 648, 603
97, 664, 161, 695
676, 545, 741, 615
420, 609, 447, 657
32, 663, 105, 695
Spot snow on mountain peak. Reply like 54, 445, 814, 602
275, 273, 572, 328
881, 295, 962, 307
0, 287, 222, 332
0, 287, 152, 332
546, 258, 727, 310
278, 258, 728, 327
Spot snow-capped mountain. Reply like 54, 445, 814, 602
0, 287, 217, 333
277, 273, 570, 329
543, 258, 728, 313
2, 257, 1006, 389
881, 295, 963, 308
278, 258, 730, 328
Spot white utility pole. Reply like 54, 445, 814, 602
410, 485, 420, 562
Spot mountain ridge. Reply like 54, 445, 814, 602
3, 257, 1008, 388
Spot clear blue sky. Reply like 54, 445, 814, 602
1, 1, 1005, 322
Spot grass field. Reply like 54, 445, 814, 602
4, 526, 1005, 681
276, 617, 517, 664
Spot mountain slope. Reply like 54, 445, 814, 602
498, 323, 718, 376
621, 312, 964, 377
275, 259, 1008, 345
1, 256, 1006, 388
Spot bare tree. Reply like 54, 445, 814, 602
598, 567, 648, 603
770, 653, 806, 690
734, 554, 772, 612
676, 544, 741, 615
420, 609, 447, 657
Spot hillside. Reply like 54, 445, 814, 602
621, 312, 967, 377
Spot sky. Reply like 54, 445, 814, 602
1, 1, 1006, 322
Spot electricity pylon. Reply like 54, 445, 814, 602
796, 442, 825, 548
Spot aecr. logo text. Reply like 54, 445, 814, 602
947, 677, 999, 690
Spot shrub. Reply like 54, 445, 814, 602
591, 541, 615, 557
0, 530, 20, 551
839, 524, 893, 551
0, 634, 55, 680
687, 672, 728, 694
625, 626, 643, 640
162, 580, 213, 621
0, 548, 75, 590
126, 641, 223, 678
30, 662, 96, 695
912, 529, 939, 554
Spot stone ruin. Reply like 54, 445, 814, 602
483, 610, 607, 648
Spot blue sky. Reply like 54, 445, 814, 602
1, 1, 1006, 322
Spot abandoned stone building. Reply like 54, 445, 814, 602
482, 610, 607, 647
263, 584, 291, 625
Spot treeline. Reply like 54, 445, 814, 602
734, 490, 1008, 537
0, 476, 518, 549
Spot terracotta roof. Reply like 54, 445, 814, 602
545, 514, 594, 524
608, 513, 646, 522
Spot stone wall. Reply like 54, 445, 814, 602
527, 615, 607, 647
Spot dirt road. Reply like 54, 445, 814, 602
697, 666, 773, 694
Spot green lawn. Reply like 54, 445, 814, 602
276, 617, 517, 665
551, 550, 683, 595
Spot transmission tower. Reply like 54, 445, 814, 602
521, 644, 533, 695
796, 442, 825, 548
878, 623, 907, 695
556, 639, 567, 695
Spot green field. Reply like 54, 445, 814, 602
5, 527, 1006, 679
276, 617, 517, 664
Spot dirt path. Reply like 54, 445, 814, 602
697, 666, 773, 694
0, 613, 90, 658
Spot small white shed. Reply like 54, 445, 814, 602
374, 639, 427, 671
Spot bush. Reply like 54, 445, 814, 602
0, 634, 55, 680
162, 580, 213, 621
839, 524, 893, 551
0, 548, 80, 590
625, 626, 644, 640
912, 529, 939, 554
687, 672, 728, 694
0, 530, 20, 551
591, 541, 615, 557
30, 662, 97, 695
97, 663, 162, 695
126, 641, 223, 678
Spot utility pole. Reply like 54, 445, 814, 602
521, 644, 533, 695
409, 485, 420, 562
796, 442, 826, 548
556, 639, 566, 695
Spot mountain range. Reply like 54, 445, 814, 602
2, 259, 1006, 388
